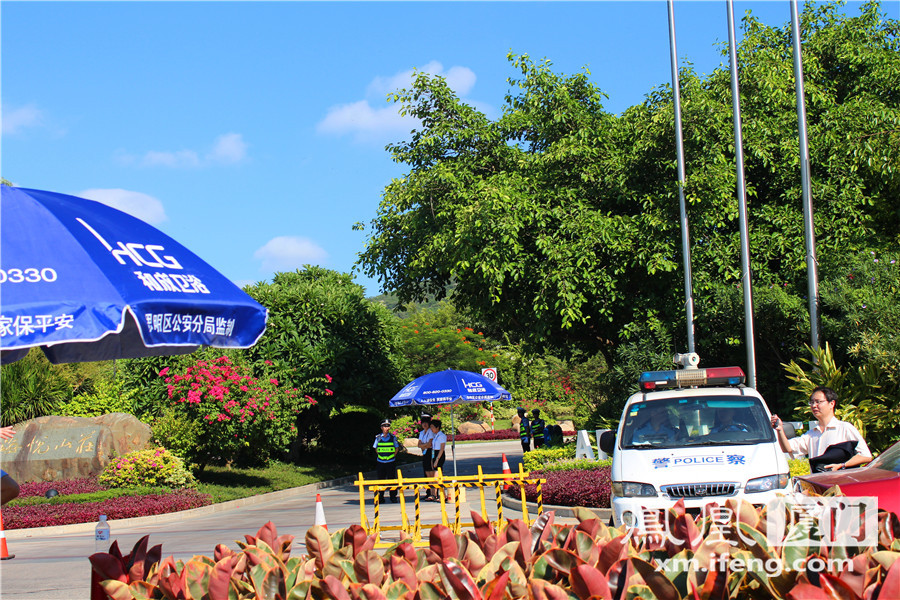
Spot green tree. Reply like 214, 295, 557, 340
358, 2, 899, 409
242, 267, 409, 417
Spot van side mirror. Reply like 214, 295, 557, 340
599, 430, 616, 455
782, 421, 797, 439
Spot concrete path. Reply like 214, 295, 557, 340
0, 440, 537, 599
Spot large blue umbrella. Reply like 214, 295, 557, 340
0, 186, 268, 364
389, 369, 512, 475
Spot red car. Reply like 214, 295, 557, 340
795, 440, 900, 517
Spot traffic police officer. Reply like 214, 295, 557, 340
373, 419, 400, 503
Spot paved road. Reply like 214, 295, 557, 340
0, 440, 530, 599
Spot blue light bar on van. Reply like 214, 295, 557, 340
639, 367, 745, 391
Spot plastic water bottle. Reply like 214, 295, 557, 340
94, 515, 110, 553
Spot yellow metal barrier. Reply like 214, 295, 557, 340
355, 463, 545, 548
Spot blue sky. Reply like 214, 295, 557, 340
3, 1, 890, 296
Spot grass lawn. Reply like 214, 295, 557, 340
195, 458, 354, 504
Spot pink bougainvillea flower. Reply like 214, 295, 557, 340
325, 374, 332, 383
325, 389, 333, 396
159, 367, 170, 377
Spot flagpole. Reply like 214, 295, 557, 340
791, 0, 821, 350
726, 0, 757, 388
668, 0, 696, 354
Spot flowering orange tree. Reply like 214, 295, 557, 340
160, 356, 320, 469
399, 322, 498, 376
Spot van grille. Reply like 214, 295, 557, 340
661, 482, 737, 499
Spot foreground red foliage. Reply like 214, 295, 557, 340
4, 489, 212, 529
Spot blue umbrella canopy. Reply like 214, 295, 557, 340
389, 369, 512, 477
0, 186, 268, 364
389, 369, 512, 407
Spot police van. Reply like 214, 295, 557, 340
599, 354, 790, 529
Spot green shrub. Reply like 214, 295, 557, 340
523, 444, 577, 470
533, 457, 611, 472
151, 408, 202, 467
789, 457, 811, 477
58, 378, 140, 419
100, 447, 195, 489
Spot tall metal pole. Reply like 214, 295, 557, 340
668, 0, 696, 354
791, 0, 821, 350
726, 0, 757, 388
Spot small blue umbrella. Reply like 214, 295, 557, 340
0, 186, 268, 364
390, 369, 512, 476
389, 369, 512, 406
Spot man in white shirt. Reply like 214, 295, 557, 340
427, 418, 448, 501
771, 386, 873, 471
417, 413, 434, 497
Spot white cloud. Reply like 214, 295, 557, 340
317, 100, 414, 138
254, 236, 327, 272
2, 104, 44, 135
317, 62, 477, 142
118, 133, 248, 168
366, 61, 476, 98
142, 149, 201, 168
78, 188, 168, 225
208, 133, 247, 164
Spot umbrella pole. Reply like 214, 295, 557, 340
452, 407, 457, 477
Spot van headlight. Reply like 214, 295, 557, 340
745, 474, 790, 493
612, 482, 657, 497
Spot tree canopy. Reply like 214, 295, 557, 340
358, 1, 899, 402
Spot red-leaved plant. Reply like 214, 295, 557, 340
88, 503, 900, 600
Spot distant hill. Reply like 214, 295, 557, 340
368, 283, 456, 317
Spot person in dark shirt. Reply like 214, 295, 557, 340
517, 407, 532, 453
531, 409, 546, 448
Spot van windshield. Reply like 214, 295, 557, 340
621, 396, 774, 449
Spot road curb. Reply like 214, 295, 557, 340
4, 473, 362, 540
500, 494, 613, 522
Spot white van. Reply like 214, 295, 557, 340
599, 360, 790, 529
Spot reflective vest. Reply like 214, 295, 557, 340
375, 434, 397, 462
532, 418, 546, 441
519, 417, 531, 442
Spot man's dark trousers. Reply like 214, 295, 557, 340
376, 461, 399, 502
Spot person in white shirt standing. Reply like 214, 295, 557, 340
771, 386, 873, 471
417, 413, 434, 497
427, 418, 448, 501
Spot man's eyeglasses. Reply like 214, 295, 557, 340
808, 399, 831, 406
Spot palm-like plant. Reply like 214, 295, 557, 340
782, 342, 898, 452
0, 349, 72, 426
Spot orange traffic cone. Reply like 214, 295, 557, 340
314, 493, 327, 530
0, 509, 14, 560
501, 453, 513, 490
